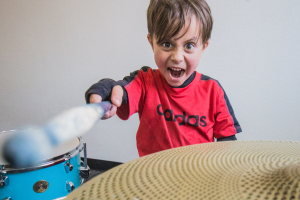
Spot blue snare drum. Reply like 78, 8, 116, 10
0, 130, 88, 200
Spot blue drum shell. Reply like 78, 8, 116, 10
0, 154, 81, 200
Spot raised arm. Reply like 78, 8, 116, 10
85, 67, 145, 119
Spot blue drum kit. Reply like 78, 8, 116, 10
0, 130, 89, 200
0, 102, 111, 200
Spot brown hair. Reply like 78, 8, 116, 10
147, 0, 213, 46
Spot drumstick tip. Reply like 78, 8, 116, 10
3, 129, 52, 168
3, 101, 112, 168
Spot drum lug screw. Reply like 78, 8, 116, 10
0, 175, 9, 188
65, 161, 73, 173
66, 181, 75, 192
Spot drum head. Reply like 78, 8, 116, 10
0, 129, 80, 166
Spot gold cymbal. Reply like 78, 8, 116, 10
66, 141, 300, 200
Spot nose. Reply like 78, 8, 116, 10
170, 48, 184, 63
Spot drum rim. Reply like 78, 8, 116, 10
0, 137, 83, 174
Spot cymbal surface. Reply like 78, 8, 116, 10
66, 141, 300, 200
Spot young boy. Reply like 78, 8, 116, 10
85, 0, 242, 157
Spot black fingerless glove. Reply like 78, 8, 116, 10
85, 79, 128, 104
85, 79, 117, 103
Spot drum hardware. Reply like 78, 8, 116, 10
3, 197, 12, 200
0, 174, 9, 188
0, 166, 7, 188
32, 180, 49, 193
0, 166, 8, 188
66, 181, 75, 193
0, 166, 6, 175
79, 143, 90, 180
83, 143, 87, 168
64, 154, 73, 173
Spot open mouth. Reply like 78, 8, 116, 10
168, 67, 185, 78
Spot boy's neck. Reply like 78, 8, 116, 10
170, 71, 196, 88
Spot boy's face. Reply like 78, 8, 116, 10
148, 15, 209, 87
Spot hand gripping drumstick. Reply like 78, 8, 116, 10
3, 101, 111, 168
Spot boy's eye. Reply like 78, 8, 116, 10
185, 43, 194, 50
162, 42, 172, 48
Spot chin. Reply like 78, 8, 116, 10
168, 80, 184, 87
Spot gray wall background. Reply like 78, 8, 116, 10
0, 0, 299, 163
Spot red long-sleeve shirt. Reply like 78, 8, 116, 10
117, 67, 242, 156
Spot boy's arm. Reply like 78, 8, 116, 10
85, 67, 144, 119
213, 80, 242, 140
85, 66, 149, 104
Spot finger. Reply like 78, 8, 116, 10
101, 104, 117, 119
90, 94, 102, 103
111, 85, 124, 107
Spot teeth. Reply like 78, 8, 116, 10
180, 70, 184, 76
170, 67, 183, 71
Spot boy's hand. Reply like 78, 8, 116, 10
89, 85, 124, 120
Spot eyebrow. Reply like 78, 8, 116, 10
185, 37, 199, 43
169, 36, 199, 43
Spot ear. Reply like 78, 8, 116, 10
202, 40, 209, 51
199, 40, 210, 57
147, 34, 154, 51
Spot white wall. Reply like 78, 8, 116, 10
0, 0, 299, 163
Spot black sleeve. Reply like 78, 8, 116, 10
85, 67, 150, 104
217, 135, 237, 142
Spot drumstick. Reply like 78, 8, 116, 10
3, 101, 111, 168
